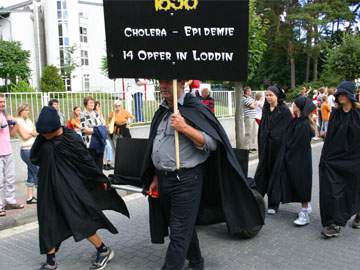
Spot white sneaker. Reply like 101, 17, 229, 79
267, 208, 277, 215
294, 211, 310, 226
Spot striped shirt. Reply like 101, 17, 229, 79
242, 96, 256, 118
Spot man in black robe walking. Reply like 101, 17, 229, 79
320, 81, 360, 238
31, 106, 129, 270
142, 80, 264, 270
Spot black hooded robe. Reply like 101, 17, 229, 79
255, 102, 292, 207
319, 108, 360, 227
281, 116, 314, 203
142, 94, 264, 243
30, 128, 129, 254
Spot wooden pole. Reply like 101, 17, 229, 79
173, 79, 180, 170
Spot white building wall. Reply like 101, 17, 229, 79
78, 1, 115, 92
1, 0, 122, 92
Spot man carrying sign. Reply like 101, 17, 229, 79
142, 80, 263, 270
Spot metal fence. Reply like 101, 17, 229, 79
3, 90, 237, 124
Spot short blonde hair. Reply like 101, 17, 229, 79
17, 104, 29, 117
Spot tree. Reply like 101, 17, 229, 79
0, 40, 31, 90
40, 65, 65, 92
10, 80, 35, 92
322, 34, 360, 84
100, 56, 108, 76
247, 0, 269, 82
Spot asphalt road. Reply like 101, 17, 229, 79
1, 142, 359, 270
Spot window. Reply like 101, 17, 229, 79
80, 27, 88, 43
83, 74, 90, 91
81, 50, 89, 66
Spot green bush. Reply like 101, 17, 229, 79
10, 80, 35, 92
40, 65, 65, 92
321, 34, 360, 83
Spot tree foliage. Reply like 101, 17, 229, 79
322, 34, 360, 84
40, 65, 65, 92
249, 0, 359, 90
10, 80, 35, 92
0, 41, 31, 89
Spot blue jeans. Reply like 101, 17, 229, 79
20, 149, 38, 187
133, 92, 144, 122
104, 139, 113, 162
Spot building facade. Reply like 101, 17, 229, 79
0, 0, 116, 92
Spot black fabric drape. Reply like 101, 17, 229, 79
319, 108, 360, 227
142, 94, 264, 243
282, 117, 314, 203
30, 128, 129, 254
255, 102, 292, 206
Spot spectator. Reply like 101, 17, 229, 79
48, 99, 65, 126
108, 100, 133, 149
132, 78, 147, 122
80, 96, 106, 169
327, 87, 336, 109
67, 106, 82, 134
200, 88, 215, 113
185, 80, 201, 97
0, 94, 24, 217
300, 86, 310, 97
242, 86, 257, 151
255, 92, 264, 125
94, 101, 114, 171
356, 88, 360, 102
320, 95, 331, 137
15, 104, 38, 204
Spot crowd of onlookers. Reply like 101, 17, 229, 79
242, 85, 360, 151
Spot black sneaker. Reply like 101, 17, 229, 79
27, 197, 37, 204
187, 257, 204, 270
39, 262, 57, 270
89, 248, 114, 270
352, 214, 360, 229
321, 224, 341, 239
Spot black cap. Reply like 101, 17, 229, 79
294, 96, 316, 117
268, 85, 286, 102
335, 81, 356, 103
36, 106, 61, 134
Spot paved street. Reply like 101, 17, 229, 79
1, 142, 359, 270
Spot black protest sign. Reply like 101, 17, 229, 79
103, 0, 249, 81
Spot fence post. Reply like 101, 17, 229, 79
42, 92, 49, 107
227, 91, 233, 116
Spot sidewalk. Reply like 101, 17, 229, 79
0, 149, 259, 231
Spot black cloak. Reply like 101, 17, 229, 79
319, 107, 360, 227
30, 128, 129, 254
255, 102, 292, 206
282, 97, 315, 203
141, 93, 264, 243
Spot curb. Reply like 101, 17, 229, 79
0, 208, 37, 231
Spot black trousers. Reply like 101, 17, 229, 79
157, 166, 204, 270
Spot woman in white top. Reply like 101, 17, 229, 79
16, 104, 38, 204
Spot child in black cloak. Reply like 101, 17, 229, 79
30, 106, 129, 270
255, 85, 292, 214
319, 81, 360, 238
283, 96, 316, 226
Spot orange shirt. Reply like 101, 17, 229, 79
108, 110, 133, 126
321, 102, 331, 121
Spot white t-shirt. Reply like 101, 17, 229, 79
130, 79, 147, 95
16, 117, 36, 149
328, 95, 336, 108
255, 100, 264, 120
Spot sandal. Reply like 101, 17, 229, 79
0, 209, 6, 217
4, 203, 25, 210
26, 197, 37, 204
